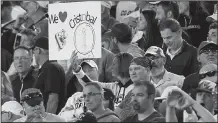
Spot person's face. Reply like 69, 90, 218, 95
111, 58, 119, 78
131, 86, 152, 113
177, 1, 189, 14
156, 5, 166, 23
23, 101, 45, 117
83, 85, 103, 112
208, 29, 218, 44
196, 92, 214, 112
160, 29, 182, 50
137, 13, 147, 31
199, 65, 217, 83
147, 55, 165, 76
13, 49, 32, 74
82, 64, 98, 81
198, 47, 218, 65
33, 46, 42, 64
129, 63, 149, 82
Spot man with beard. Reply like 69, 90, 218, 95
14, 88, 66, 122
145, 46, 185, 94
123, 81, 165, 122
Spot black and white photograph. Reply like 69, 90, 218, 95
1, 1, 217, 122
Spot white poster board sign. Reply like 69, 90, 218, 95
48, 2, 101, 60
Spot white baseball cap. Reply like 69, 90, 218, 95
2, 101, 24, 116
101, 1, 112, 9
81, 60, 98, 71
149, 1, 161, 4
155, 86, 179, 100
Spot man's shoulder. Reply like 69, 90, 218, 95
43, 61, 65, 72
166, 71, 185, 80
183, 41, 197, 52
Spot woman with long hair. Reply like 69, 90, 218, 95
1, 71, 15, 105
136, 10, 162, 51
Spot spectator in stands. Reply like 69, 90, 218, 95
2, 101, 25, 122
83, 82, 120, 122
123, 81, 165, 122
59, 88, 115, 122
166, 81, 217, 122
70, 51, 134, 108
182, 41, 218, 98
101, 1, 119, 31
199, 64, 217, 83
1, 71, 15, 105
14, 88, 66, 122
207, 22, 218, 44
145, 46, 185, 94
178, 1, 210, 47
10, 46, 38, 102
33, 37, 66, 114
136, 10, 162, 51
110, 23, 145, 57
159, 18, 198, 77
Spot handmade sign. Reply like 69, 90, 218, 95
48, 2, 101, 60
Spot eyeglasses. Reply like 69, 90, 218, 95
146, 54, 160, 60
13, 56, 30, 62
200, 49, 218, 55
83, 92, 102, 99
199, 71, 218, 79
21, 93, 43, 102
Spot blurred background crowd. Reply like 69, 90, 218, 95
1, 1, 218, 122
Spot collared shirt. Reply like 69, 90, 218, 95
166, 44, 183, 60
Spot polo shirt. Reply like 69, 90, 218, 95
10, 66, 38, 102
34, 60, 66, 114
164, 41, 198, 77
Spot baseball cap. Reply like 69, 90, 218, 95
148, 1, 161, 4
103, 88, 115, 101
21, 88, 43, 107
145, 46, 165, 58
131, 56, 152, 69
101, 1, 112, 9
206, 4, 217, 22
81, 60, 98, 71
198, 41, 218, 54
2, 101, 25, 116
155, 86, 180, 100
35, 36, 48, 50
196, 80, 217, 94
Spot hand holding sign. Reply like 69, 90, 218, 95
167, 87, 195, 110
70, 50, 83, 72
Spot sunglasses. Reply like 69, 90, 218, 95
21, 93, 43, 107
199, 71, 217, 79
200, 48, 218, 55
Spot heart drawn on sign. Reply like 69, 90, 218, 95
59, 11, 67, 22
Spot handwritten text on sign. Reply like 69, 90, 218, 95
48, 2, 101, 60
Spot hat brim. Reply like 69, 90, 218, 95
155, 97, 166, 100
202, 43, 218, 50
196, 88, 212, 94
149, 1, 161, 4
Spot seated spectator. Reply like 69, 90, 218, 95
10, 46, 38, 102
165, 81, 217, 122
14, 88, 66, 122
1, 71, 15, 105
207, 22, 217, 44
2, 101, 25, 122
137, 10, 162, 51
83, 82, 120, 122
70, 51, 134, 108
110, 23, 145, 57
182, 41, 218, 98
101, 1, 120, 31
178, 1, 210, 47
59, 88, 115, 122
160, 18, 198, 77
145, 46, 185, 94
123, 81, 165, 122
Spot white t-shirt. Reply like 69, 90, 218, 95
14, 113, 66, 122
116, 1, 137, 22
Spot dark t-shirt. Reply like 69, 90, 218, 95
123, 111, 165, 122
34, 60, 66, 114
